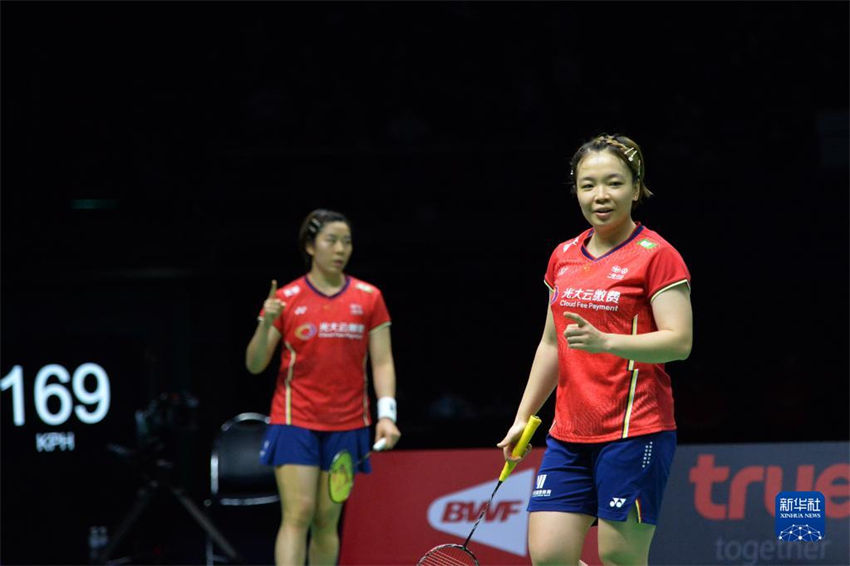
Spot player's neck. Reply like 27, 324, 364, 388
307, 270, 346, 294
587, 220, 638, 257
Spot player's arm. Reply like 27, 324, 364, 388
498, 297, 559, 461
245, 280, 285, 374
246, 321, 282, 374
368, 324, 401, 448
564, 282, 692, 363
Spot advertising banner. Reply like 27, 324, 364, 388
651, 442, 848, 565
339, 447, 596, 565
340, 442, 849, 566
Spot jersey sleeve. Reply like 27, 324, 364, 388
543, 246, 559, 290
646, 245, 691, 300
368, 289, 391, 331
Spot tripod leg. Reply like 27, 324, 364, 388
95, 483, 156, 564
169, 485, 244, 564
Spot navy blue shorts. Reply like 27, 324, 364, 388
259, 424, 373, 473
527, 431, 676, 525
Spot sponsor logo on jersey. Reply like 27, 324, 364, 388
294, 323, 317, 340
610, 497, 627, 508
608, 265, 629, 280
350, 303, 363, 315
637, 238, 657, 250
283, 285, 302, 298
426, 469, 535, 556
559, 287, 621, 311
562, 237, 579, 253
318, 322, 365, 339
294, 306, 308, 315
355, 282, 374, 293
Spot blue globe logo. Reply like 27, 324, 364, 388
777, 524, 823, 542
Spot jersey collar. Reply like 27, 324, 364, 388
581, 223, 645, 261
303, 274, 350, 299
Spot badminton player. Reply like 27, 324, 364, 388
498, 134, 693, 565
246, 208, 401, 566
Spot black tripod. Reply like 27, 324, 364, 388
96, 448, 243, 564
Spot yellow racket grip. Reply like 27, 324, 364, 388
499, 415, 542, 481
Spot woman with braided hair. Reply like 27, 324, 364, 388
246, 208, 401, 565
498, 134, 693, 565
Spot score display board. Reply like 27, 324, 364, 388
1, 335, 145, 564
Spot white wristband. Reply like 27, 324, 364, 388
377, 397, 397, 423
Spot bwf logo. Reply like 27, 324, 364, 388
426, 469, 535, 556
610, 497, 627, 508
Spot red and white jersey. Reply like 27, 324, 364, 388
261, 275, 391, 431
544, 224, 690, 443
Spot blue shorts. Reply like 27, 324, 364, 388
527, 431, 676, 525
259, 424, 373, 473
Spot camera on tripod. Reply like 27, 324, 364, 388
133, 391, 200, 460
98, 391, 244, 564
107, 391, 200, 469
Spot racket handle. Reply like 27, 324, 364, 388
372, 438, 388, 451
499, 415, 542, 481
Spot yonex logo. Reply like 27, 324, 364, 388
283, 285, 301, 297
610, 497, 627, 508
294, 306, 308, 315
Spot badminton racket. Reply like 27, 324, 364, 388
416, 415, 543, 566
328, 437, 387, 503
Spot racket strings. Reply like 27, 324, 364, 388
328, 452, 354, 503
418, 544, 478, 566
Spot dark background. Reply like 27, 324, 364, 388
2, 2, 848, 564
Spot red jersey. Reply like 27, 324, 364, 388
261, 275, 391, 431
544, 224, 690, 443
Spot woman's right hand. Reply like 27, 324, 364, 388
261, 280, 286, 326
496, 420, 533, 463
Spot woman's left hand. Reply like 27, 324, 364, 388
563, 312, 608, 353
375, 419, 401, 450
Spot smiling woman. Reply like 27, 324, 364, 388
498, 133, 693, 566
569, 134, 654, 258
